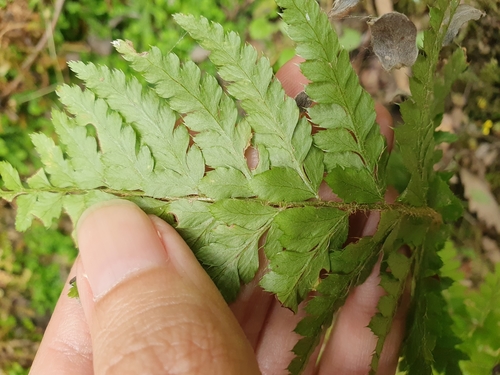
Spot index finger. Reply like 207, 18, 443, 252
29, 259, 93, 375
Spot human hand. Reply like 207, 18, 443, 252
30, 58, 406, 375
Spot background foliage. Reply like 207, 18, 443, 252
0, 0, 498, 373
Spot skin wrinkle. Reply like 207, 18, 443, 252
44, 293, 92, 357
97, 311, 220, 373
49, 322, 92, 360
149, 216, 259, 338
29, 260, 94, 375
47, 330, 93, 368
96, 290, 213, 345
89, 265, 254, 375
163, 327, 229, 375
103, 326, 220, 375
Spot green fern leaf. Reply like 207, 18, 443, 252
441, 243, 500, 374
368, 215, 419, 374
0, 161, 24, 201
288, 212, 398, 374
51, 109, 105, 188
29, 133, 76, 188
16, 192, 63, 231
276, 0, 387, 204
57, 85, 155, 192
169, 200, 215, 251
173, 13, 321, 197
397, 0, 461, 207
261, 206, 348, 312
68, 61, 204, 195
399, 227, 467, 374
113, 40, 253, 197
198, 200, 278, 300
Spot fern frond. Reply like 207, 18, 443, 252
398, 226, 467, 374
68, 61, 204, 195
198, 200, 279, 300
0, 161, 23, 195
397, 0, 461, 207
276, 0, 387, 204
173, 14, 321, 200
57, 85, 155, 191
51, 110, 105, 188
441, 243, 500, 374
113, 40, 253, 191
288, 211, 399, 374
261, 206, 349, 312
368, 216, 417, 374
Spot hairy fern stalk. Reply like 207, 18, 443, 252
0, 0, 473, 373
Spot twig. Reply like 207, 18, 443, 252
44, 8, 65, 84
374, 0, 393, 15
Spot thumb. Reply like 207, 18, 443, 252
76, 200, 259, 375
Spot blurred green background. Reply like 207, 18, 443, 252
0, 0, 498, 373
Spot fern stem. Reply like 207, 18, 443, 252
3, 187, 442, 224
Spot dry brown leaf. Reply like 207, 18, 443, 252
368, 12, 418, 71
443, 5, 485, 46
329, 0, 359, 18
460, 168, 500, 234
482, 236, 500, 264
295, 91, 313, 112
475, 143, 499, 168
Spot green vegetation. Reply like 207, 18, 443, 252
441, 242, 500, 374
0, 219, 75, 375
0, 0, 498, 373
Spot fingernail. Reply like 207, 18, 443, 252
76, 200, 168, 299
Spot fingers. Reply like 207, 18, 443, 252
76, 200, 260, 375
230, 247, 274, 349
317, 260, 384, 375
275, 57, 405, 375
254, 303, 306, 375
317, 259, 408, 375
275, 55, 308, 98
317, 187, 406, 374
374, 102, 394, 151
29, 261, 93, 375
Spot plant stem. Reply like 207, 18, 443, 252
2, 187, 443, 224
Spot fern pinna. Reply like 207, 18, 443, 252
0, 0, 478, 373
